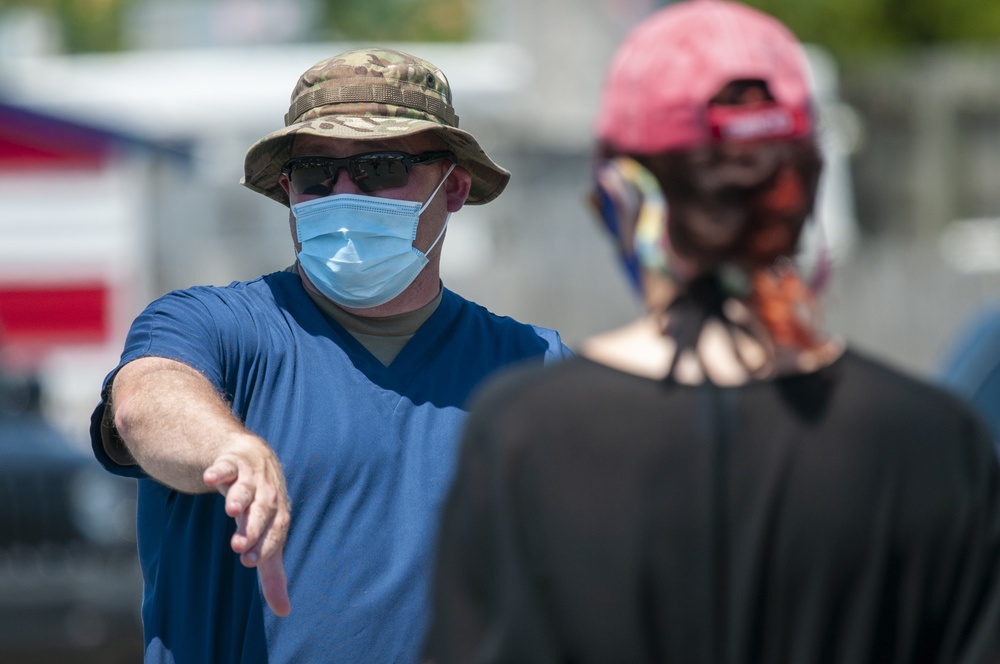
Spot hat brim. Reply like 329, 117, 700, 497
242, 116, 510, 207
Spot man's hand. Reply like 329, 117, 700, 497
204, 446, 292, 616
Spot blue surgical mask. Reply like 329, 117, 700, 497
292, 164, 455, 309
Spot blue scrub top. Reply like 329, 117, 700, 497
90, 271, 571, 663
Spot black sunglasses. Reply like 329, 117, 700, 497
281, 150, 454, 196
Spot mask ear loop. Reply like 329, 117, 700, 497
418, 163, 457, 214
418, 163, 458, 256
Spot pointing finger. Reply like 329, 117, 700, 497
258, 550, 291, 617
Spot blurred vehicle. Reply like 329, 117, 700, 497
0, 371, 143, 664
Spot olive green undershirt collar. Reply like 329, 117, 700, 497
287, 263, 442, 366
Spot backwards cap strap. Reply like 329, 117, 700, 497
707, 103, 812, 143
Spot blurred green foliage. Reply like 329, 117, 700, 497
738, 0, 1000, 60
322, 0, 474, 42
0, 0, 474, 54
0, 0, 135, 52
2, 0, 1000, 55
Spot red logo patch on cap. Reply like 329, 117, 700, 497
707, 103, 812, 143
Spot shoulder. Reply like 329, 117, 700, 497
834, 348, 997, 462
123, 272, 311, 358
444, 289, 572, 359
459, 357, 677, 502
145, 271, 304, 314
466, 357, 624, 431
445, 289, 545, 332
839, 348, 976, 413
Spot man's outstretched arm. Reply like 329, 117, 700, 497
109, 355, 292, 616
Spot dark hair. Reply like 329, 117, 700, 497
636, 137, 823, 272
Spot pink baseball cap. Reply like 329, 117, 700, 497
596, 0, 814, 153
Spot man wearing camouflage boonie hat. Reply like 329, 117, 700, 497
243, 48, 510, 207
89, 47, 571, 663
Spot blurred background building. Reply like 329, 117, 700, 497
0, 0, 999, 658
1, 0, 997, 443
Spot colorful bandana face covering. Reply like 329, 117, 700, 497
593, 156, 672, 294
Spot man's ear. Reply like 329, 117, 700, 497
278, 173, 292, 197
444, 165, 473, 213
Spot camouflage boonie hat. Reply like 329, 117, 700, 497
242, 48, 510, 207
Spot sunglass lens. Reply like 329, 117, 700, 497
354, 156, 409, 193
290, 165, 333, 196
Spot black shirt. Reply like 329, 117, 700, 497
427, 350, 1000, 663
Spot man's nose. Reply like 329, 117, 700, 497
329, 166, 363, 195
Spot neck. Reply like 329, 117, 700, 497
587, 265, 843, 384
665, 266, 835, 380
663, 300, 842, 385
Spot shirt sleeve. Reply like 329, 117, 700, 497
937, 310, 1000, 451
88, 287, 234, 477
534, 326, 575, 364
